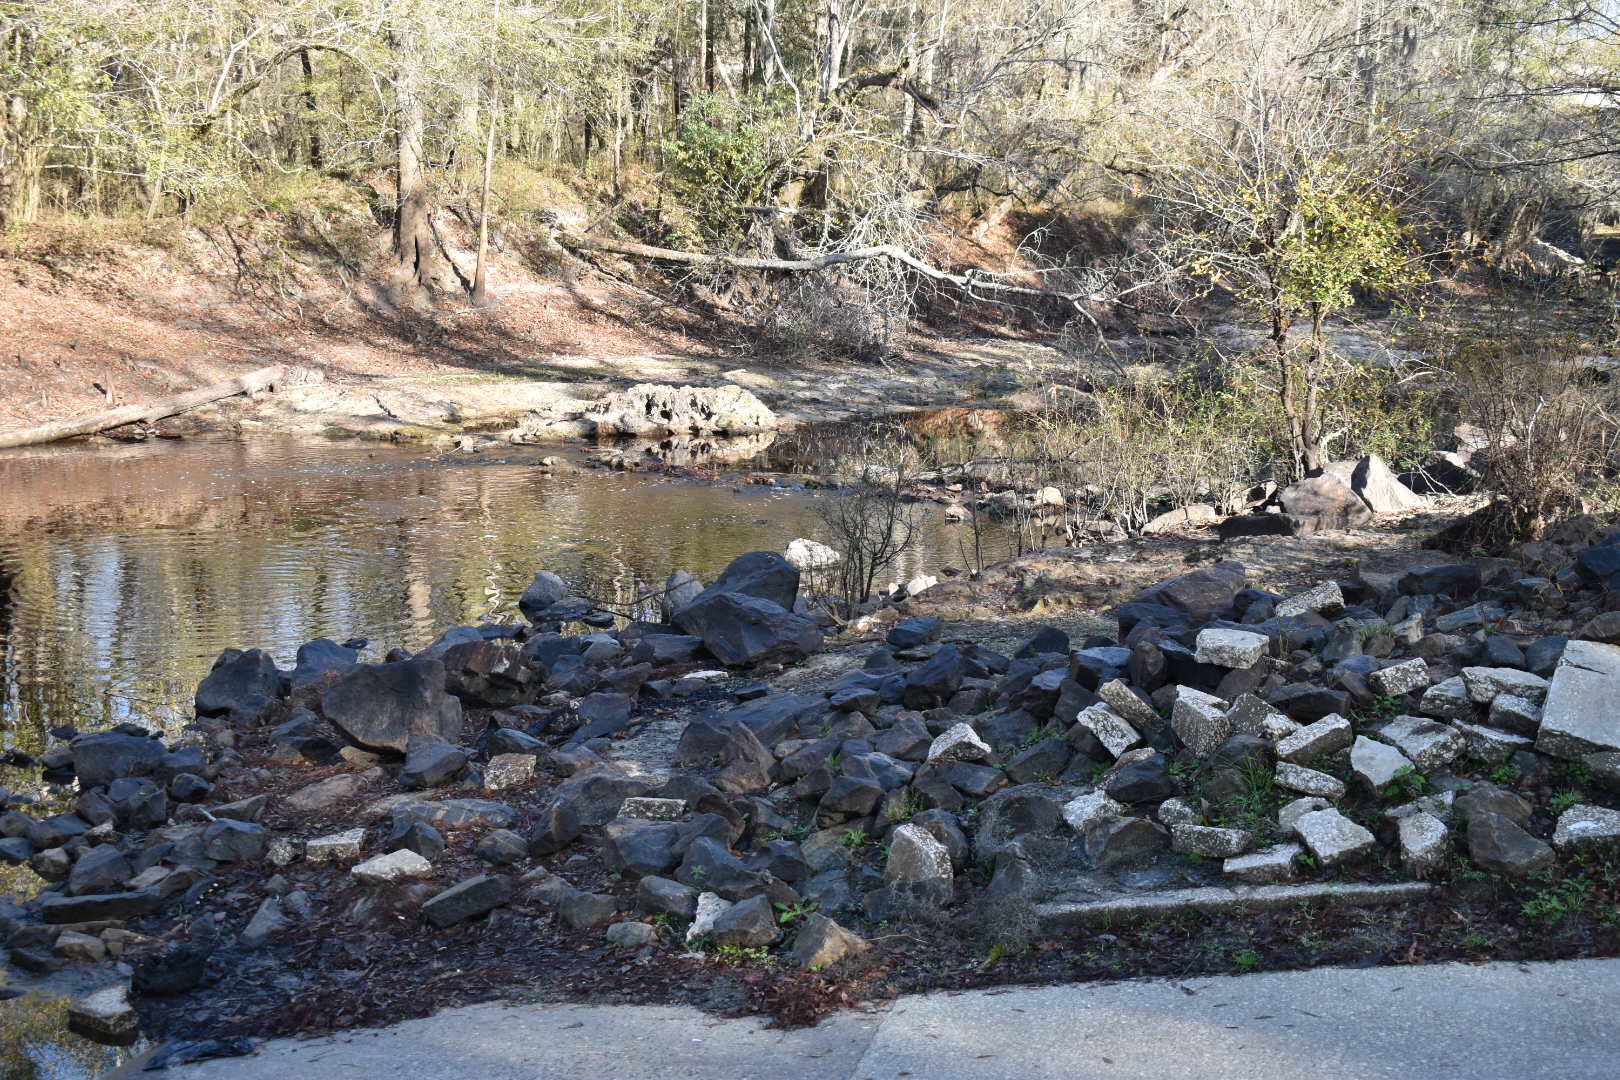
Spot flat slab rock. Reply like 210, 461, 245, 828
1552, 804, 1620, 852
1292, 808, 1376, 866
1194, 629, 1268, 669
1537, 641, 1620, 760
1036, 881, 1430, 928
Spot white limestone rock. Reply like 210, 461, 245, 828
1228, 693, 1301, 743
1171, 686, 1230, 757
1536, 641, 1620, 760
1369, 658, 1430, 697
926, 723, 993, 766
620, 797, 687, 821
1397, 811, 1450, 876
1170, 824, 1252, 858
1461, 666, 1549, 706
1275, 763, 1346, 799
1418, 676, 1475, 722
784, 538, 840, 569
484, 753, 537, 791
1292, 808, 1376, 867
1098, 679, 1162, 730
1194, 628, 1268, 669
1073, 703, 1141, 759
1486, 694, 1542, 736
884, 823, 955, 901
1452, 722, 1533, 765
1156, 796, 1203, 827
686, 891, 733, 945
352, 848, 434, 885
1276, 581, 1345, 618
305, 827, 366, 863
1552, 804, 1620, 853
1223, 843, 1302, 884
1278, 796, 1332, 833
1275, 714, 1353, 764
1062, 790, 1125, 835
1351, 735, 1413, 795
1369, 715, 1465, 771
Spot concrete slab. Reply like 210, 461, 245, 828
129, 959, 1620, 1080
134, 1000, 885, 1080
1035, 881, 1429, 929
854, 959, 1620, 1080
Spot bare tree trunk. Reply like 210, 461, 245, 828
472, 4, 501, 307
820, 0, 846, 104
390, 28, 447, 307
471, 80, 498, 306
299, 48, 324, 170
1272, 305, 1307, 480
1303, 304, 1326, 474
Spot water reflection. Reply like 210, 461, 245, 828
0, 436, 1004, 771
0, 989, 144, 1079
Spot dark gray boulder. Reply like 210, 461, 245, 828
676, 551, 800, 620
518, 572, 569, 622
600, 819, 681, 877
888, 618, 944, 649
422, 874, 513, 928
1128, 562, 1247, 622
289, 638, 359, 691
441, 640, 535, 708
638, 875, 699, 920
67, 845, 132, 896
676, 836, 764, 898
195, 648, 285, 720
676, 592, 823, 667
70, 730, 165, 789
716, 693, 826, 747
320, 657, 463, 753
400, 741, 469, 789
631, 634, 705, 665
530, 765, 650, 855
42, 890, 162, 924
1397, 564, 1481, 599
1467, 812, 1554, 876
571, 692, 635, 743
26, 813, 88, 850
1278, 475, 1373, 534
1085, 817, 1168, 869
711, 894, 781, 947
713, 723, 775, 796
386, 819, 446, 860
1103, 753, 1176, 803
202, 820, 270, 863
903, 646, 965, 709
105, 777, 167, 829
473, 829, 528, 865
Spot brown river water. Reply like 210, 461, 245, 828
0, 427, 1016, 782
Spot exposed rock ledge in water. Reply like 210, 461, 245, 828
506, 384, 776, 443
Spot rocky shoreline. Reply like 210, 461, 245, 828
5, 518, 1620, 1058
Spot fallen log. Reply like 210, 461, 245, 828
554, 230, 1111, 306
0, 364, 306, 450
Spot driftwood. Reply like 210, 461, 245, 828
0, 364, 307, 450
554, 230, 1109, 306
